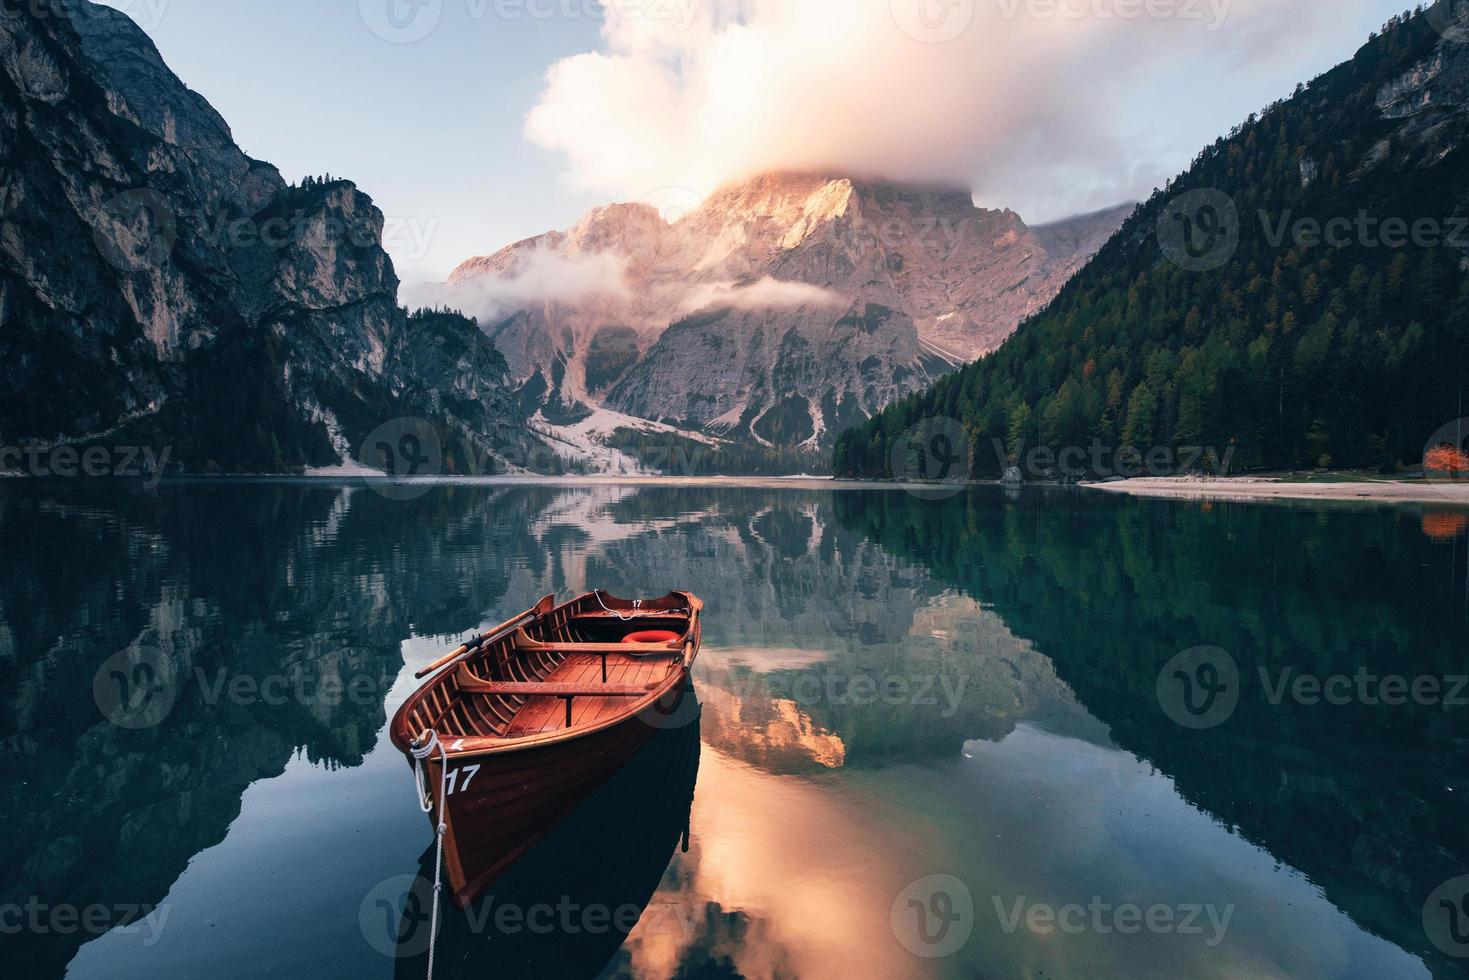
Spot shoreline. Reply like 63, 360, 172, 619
1083, 477, 1469, 507
8, 471, 1469, 507
133, 473, 891, 492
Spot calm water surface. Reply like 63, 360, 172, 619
2, 481, 1467, 979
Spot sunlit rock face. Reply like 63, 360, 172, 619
448, 172, 1132, 449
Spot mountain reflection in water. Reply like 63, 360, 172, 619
0, 481, 1463, 979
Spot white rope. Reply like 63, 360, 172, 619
410, 731, 449, 980
594, 590, 642, 621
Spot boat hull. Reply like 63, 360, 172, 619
390, 590, 704, 906
416, 679, 697, 907
393, 709, 702, 977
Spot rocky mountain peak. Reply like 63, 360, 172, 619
440, 169, 1133, 455
564, 201, 669, 254
698, 171, 850, 221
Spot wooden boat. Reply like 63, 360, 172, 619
389, 590, 703, 908
394, 710, 702, 977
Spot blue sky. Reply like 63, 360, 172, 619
107, 0, 1410, 283
108, 0, 612, 282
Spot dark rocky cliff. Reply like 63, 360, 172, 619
0, 2, 529, 473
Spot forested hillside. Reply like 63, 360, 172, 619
836, 5, 1469, 479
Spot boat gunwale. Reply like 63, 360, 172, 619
389, 590, 702, 759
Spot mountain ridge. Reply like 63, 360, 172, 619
836, 3, 1469, 480
440, 171, 1133, 454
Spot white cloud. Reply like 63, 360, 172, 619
525, 0, 1389, 221
680, 277, 848, 313
402, 244, 627, 317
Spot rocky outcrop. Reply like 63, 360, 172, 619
447, 172, 1131, 449
0, 2, 530, 473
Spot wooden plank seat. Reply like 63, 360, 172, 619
455, 664, 664, 727
516, 642, 680, 654
457, 678, 660, 698
511, 631, 684, 655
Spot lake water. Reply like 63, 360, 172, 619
3, 480, 1467, 979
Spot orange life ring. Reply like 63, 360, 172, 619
621, 630, 681, 645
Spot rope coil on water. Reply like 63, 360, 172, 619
411, 730, 449, 980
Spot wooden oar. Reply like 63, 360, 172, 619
415, 594, 555, 679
